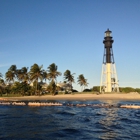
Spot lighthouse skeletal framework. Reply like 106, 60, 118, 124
100, 29, 119, 93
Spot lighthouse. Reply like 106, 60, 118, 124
100, 29, 119, 93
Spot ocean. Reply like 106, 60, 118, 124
0, 100, 140, 140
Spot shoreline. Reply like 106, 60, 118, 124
1, 93, 140, 101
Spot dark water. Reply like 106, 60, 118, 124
0, 100, 140, 140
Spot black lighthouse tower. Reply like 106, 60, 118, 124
103, 29, 114, 64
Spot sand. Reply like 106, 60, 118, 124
1, 93, 140, 101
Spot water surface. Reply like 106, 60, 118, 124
0, 100, 140, 140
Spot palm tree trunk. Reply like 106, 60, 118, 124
36, 80, 38, 95
82, 86, 84, 92
71, 82, 73, 92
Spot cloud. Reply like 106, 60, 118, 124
119, 82, 140, 84
0, 64, 11, 68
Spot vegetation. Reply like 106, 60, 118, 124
0, 63, 140, 96
47, 80, 56, 95
47, 63, 61, 82
83, 89, 91, 92
64, 70, 75, 91
91, 86, 140, 94
92, 86, 100, 92
0, 63, 89, 96
77, 74, 88, 91
119, 87, 140, 93
29, 64, 44, 93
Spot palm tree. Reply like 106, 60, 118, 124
47, 63, 61, 82
17, 67, 29, 83
8, 65, 17, 77
16, 69, 22, 82
29, 64, 44, 92
6, 65, 17, 83
8, 65, 17, 72
16, 67, 30, 95
77, 74, 88, 91
0, 85, 4, 96
64, 70, 75, 91
0, 79, 5, 86
5, 71, 15, 84
0, 78, 5, 95
42, 70, 48, 83
47, 80, 56, 95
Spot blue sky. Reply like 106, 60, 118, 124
0, 0, 140, 91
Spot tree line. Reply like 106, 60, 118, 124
91, 86, 140, 93
0, 63, 88, 96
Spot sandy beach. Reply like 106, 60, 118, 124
1, 93, 140, 101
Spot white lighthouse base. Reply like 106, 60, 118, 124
106, 63, 111, 92
100, 63, 119, 93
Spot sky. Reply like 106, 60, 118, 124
0, 0, 140, 91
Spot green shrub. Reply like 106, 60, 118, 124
119, 87, 135, 93
92, 86, 100, 92
83, 89, 91, 92
135, 88, 140, 93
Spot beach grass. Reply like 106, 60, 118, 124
1, 94, 22, 97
